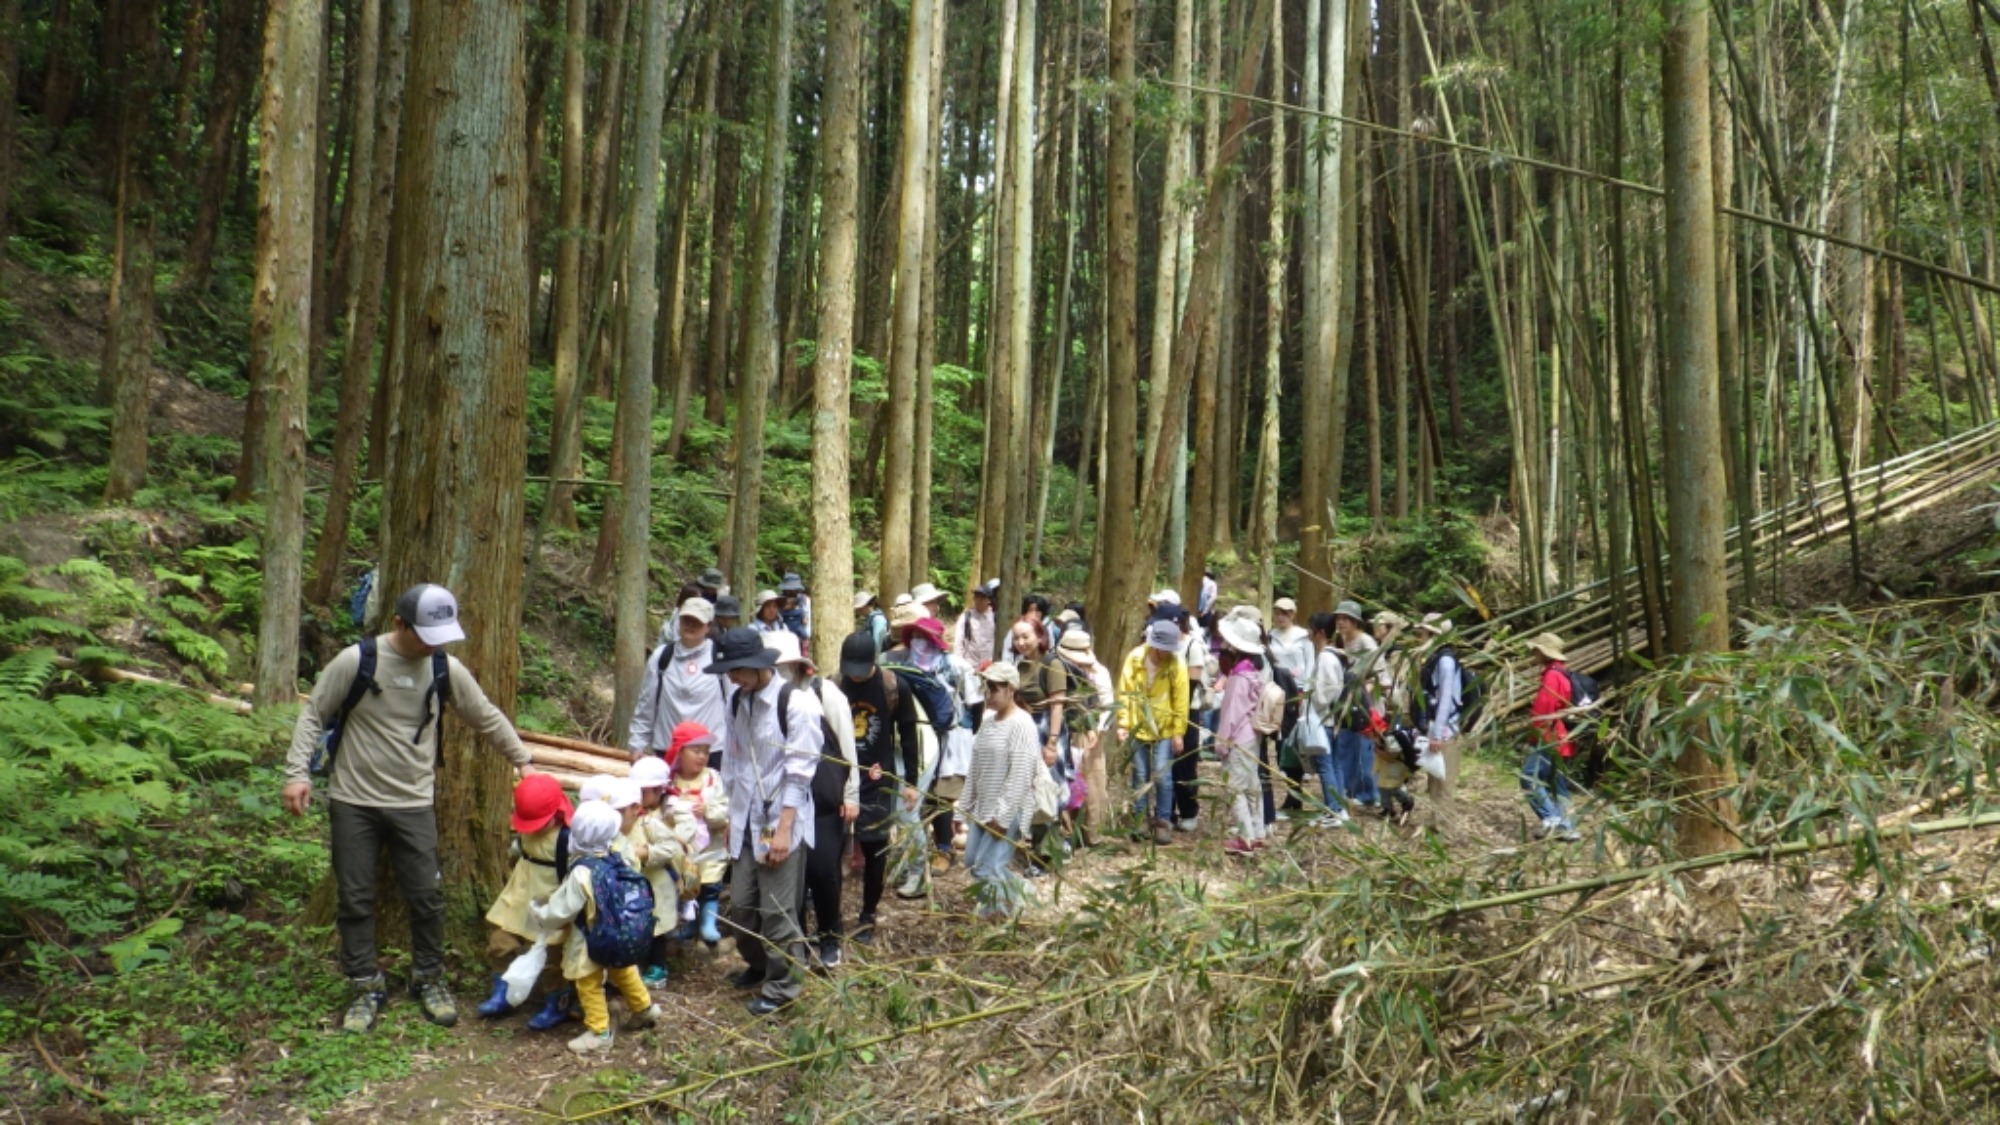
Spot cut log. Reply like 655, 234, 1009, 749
527, 744, 631, 777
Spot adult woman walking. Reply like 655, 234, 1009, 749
957, 663, 1042, 921
1056, 629, 1115, 844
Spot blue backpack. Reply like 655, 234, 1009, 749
573, 853, 655, 969
348, 569, 376, 628
883, 661, 958, 738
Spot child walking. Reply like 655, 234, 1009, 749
631, 755, 693, 982
479, 775, 573, 1019
663, 721, 730, 946
1214, 617, 1269, 855
529, 802, 663, 1056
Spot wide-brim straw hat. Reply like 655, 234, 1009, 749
1415, 612, 1453, 636
1527, 632, 1567, 663
1372, 610, 1409, 632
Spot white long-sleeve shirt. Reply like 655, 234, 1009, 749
628, 637, 732, 756
1267, 625, 1315, 685
722, 673, 825, 856
1424, 649, 1464, 742
813, 675, 861, 809
1308, 645, 1347, 729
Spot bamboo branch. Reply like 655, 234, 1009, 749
1421, 809, 2000, 922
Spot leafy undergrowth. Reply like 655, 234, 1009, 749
446, 596, 2000, 1123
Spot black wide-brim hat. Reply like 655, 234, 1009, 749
703, 626, 779, 673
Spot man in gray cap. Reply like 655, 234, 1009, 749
283, 584, 535, 1035
629, 596, 731, 767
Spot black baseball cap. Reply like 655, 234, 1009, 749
839, 632, 879, 680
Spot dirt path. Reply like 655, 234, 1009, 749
293, 754, 1535, 1123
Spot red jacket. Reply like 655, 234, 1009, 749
1530, 661, 1573, 756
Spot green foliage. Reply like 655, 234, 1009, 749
1342, 509, 1492, 615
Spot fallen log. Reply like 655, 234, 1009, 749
527, 744, 630, 777
519, 729, 628, 761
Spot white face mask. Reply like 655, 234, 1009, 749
912, 635, 943, 665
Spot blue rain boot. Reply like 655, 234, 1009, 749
476, 975, 515, 1019
699, 899, 722, 945
526, 985, 577, 1031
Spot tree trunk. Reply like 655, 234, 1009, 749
1090, 0, 1141, 640
611, 0, 671, 735
180, 0, 261, 296
307, 0, 409, 609
810, 0, 863, 671
910, 0, 947, 586
877, 0, 938, 603
541, 0, 591, 533
1296, 0, 1351, 615
323, 0, 382, 376
251, 0, 323, 707
700, 50, 742, 429
0, 0, 19, 267
102, 0, 163, 504
1660, 0, 1738, 856
996, 0, 1037, 603
377, 0, 533, 925
1033, 49, 1081, 581
725, 0, 794, 597
665, 39, 720, 461
1255, 0, 1286, 609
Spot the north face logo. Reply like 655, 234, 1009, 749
424, 604, 455, 623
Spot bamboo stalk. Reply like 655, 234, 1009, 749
1421, 809, 2000, 922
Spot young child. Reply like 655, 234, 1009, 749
629, 756, 692, 982
606, 777, 647, 851
530, 802, 663, 1056
479, 775, 574, 1019
662, 721, 729, 946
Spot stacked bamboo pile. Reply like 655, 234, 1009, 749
1460, 420, 2000, 725
518, 730, 631, 789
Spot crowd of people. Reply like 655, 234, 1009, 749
281, 573, 1595, 1056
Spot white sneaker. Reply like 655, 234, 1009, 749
1313, 811, 1349, 828
1175, 817, 1200, 832
1556, 825, 1581, 843
1534, 816, 1560, 840
625, 1003, 662, 1030
567, 1028, 614, 1056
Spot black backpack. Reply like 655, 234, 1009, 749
1565, 666, 1601, 710
1268, 663, 1304, 740
309, 636, 452, 778
1416, 644, 1484, 731
734, 680, 843, 807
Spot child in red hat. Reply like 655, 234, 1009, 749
478, 774, 574, 1020
663, 721, 729, 945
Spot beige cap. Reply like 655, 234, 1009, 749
1273, 596, 1297, 613
678, 597, 715, 624
980, 661, 1021, 688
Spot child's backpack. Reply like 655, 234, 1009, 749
573, 853, 656, 969
310, 636, 452, 778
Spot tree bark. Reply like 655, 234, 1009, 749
700, 49, 743, 429
1660, 0, 1738, 856
611, 0, 671, 735
0, 0, 19, 267
541, 0, 592, 533
1090, 0, 1141, 643
180, 0, 262, 296
910, 0, 947, 586
878, 0, 938, 602
307, 0, 409, 608
809, 0, 864, 670
725, 0, 794, 597
665, 38, 720, 461
251, 0, 324, 707
377, 0, 533, 922
1255, 0, 1286, 609
102, 0, 164, 504
1296, 0, 1352, 615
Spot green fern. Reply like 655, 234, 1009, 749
0, 648, 60, 701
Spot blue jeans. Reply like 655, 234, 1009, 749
1334, 730, 1379, 805
964, 821, 1024, 919
1520, 747, 1573, 827
1131, 739, 1175, 822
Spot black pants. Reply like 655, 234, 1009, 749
1260, 735, 1277, 825
1172, 743, 1201, 822
801, 813, 847, 939
857, 835, 890, 918
328, 800, 445, 981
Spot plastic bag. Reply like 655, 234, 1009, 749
501, 937, 549, 1006
1417, 746, 1448, 781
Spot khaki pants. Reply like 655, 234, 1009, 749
1425, 738, 1461, 803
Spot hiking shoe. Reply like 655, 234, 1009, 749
1223, 837, 1253, 856
1174, 817, 1200, 832
729, 967, 764, 990
817, 936, 843, 970
896, 868, 930, 899
410, 975, 458, 1027
852, 915, 877, 945
625, 1003, 663, 1030
567, 1028, 615, 1056
341, 974, 387, 1034
1150, 820, 1174, 846
929, 850, 954, 874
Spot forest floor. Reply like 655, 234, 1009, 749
286, 754, 1540, 1125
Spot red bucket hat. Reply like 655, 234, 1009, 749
666, 720, 715, 770
902, 616, 948, 649
510, 773, 573, 834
